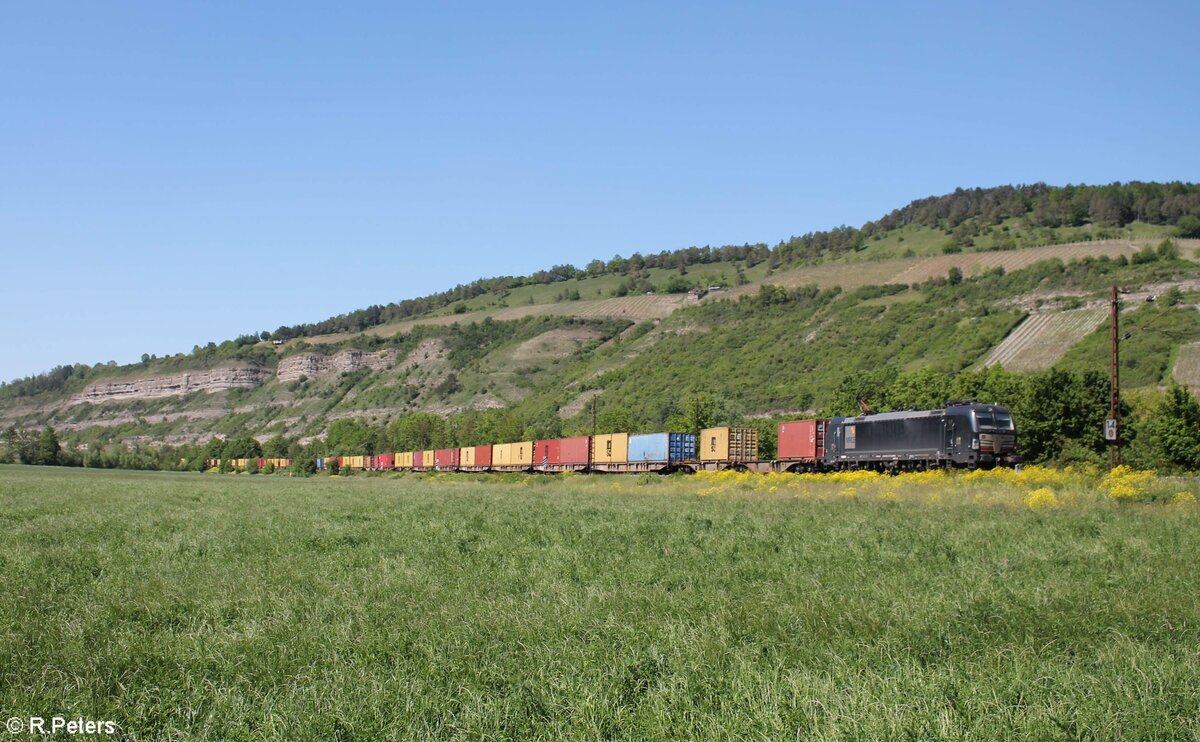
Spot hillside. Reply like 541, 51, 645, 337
4, 182, 1200, 466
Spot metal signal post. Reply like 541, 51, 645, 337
1109, 285, 1121, 468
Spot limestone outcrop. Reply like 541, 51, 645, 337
275, 349, 397, 382
70, 367, 269, 405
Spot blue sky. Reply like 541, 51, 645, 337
2, 1, 1197, 381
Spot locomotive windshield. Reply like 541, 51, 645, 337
974, 410, 1014, 430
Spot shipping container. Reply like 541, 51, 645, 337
492, 443, 509, 467
423, 450, 437, 469
412, 451, 425, 469
533, 436, 589, 467
592, 433, 629, 464
535, 438, 561, 466
628, 432, 697, 463
700, 427, 759, 462
316, 457, 324, 470
435, 448, 460, 469
493, 441, 533, 468
396, 451, 414, 469
464, 445, 492, 468
562, 435, 592, 465
376, 453, 395, 469
777, 419, 826, 460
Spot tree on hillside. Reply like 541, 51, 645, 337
1146, 385, 1200, 472
220, 436, 262, 459
262, 436, 291, 458
666, 393, 742, 435
34, 427, 61, 466
385, 413, 447, 451
326, 419, 380, 455
1175, 215, 1200, 238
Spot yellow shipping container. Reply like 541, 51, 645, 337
492, 443, 510, 466
700, 427, 759, 462
592, 433, 629, 464
396, 451, 413, 469
461, 447, 475, 467
493, 441, 533, 467
233, 458, 248, 469
422, 450, 436, 468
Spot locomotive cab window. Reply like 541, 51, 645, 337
974, 410, 1014, 430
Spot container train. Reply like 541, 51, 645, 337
209, 402, 1020, 474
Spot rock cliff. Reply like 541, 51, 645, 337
275, 349, 397, 382
69, 367, 270, 405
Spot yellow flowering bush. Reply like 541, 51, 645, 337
896, 469, 948, 485
961, 464, 1076, 489
1100, 465, 1159, 502
651, 463, 1188, 511
1024, 487, 1061, 510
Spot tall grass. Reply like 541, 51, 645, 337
1, 465, 1198, 739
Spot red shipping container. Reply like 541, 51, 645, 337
377, 453, 395, 469
334, 456, 345, 468
413, 451, 424, 468
364, 455, 375, 469
777, 419, 826, 460
535, 438, 560, 465
435, 448, 460, 468
473, 445, 493, 467
256, 458, 267, 469
535, 436, 590, 465
560, 435, 590, 465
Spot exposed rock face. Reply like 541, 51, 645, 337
398, 339, 448, 371
276, 349, 397, 382
69, 367, 269, 405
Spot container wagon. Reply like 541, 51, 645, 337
695, 427, 759, 471
590, 433, 629, 472
460, 445, 492, 471
493, 441, 534, 472
775, 419, 827, 472
625, 432, 697, 472
435, 448, 460, 470
534, 436, 590, 472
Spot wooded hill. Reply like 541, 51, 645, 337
4, 182, 1200, 472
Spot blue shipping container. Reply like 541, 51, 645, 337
628, 433, 697, 463
316, 457, 324, 470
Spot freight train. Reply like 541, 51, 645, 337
209, 402, 1020, 474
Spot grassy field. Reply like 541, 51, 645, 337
1, 466, 1199, 739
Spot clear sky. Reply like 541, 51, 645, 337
2, 1, 1197, 381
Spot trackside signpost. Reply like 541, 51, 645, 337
1105, 418, 1118, 443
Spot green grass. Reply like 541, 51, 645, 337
2, 466, 1199, 739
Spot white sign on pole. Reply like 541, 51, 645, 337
1104, 418, 1118, 442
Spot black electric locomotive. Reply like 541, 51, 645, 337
824, 401, 1019, 470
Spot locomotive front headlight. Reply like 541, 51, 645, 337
971, 437, 979, 450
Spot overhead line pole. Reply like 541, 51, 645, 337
1110, 285, 1121, 469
